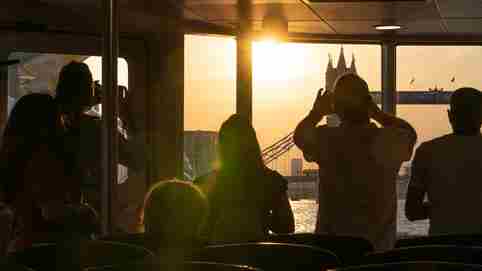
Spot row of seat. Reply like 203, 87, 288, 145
6, 233, 482, 271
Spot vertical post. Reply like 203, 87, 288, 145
147, 2, 185, 182
237, 0, 253, 122
0, 53, 9, 135
382, 42, 397, 115
101, 0, 119, 235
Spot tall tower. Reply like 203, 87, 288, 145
325, 47, 359, 127
325, 53, 336, 93
349, 53, 357, 74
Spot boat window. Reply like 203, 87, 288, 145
252, 43, 381, 233
396, 45, 482, 237
183, 35, 236, 180
7, 53, 129, 185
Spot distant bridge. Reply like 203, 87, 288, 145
370, 91, 453, 104
263, 90, 454, 167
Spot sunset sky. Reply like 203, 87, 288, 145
182, 34, 482, 174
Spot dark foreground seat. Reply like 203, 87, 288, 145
84, 261, 263, 271
192, 242, 340, 271
0, 261, 34, 271
361, 245, 482, 265
8, 240, 154, 271
396, 234, 482, 248
337, 261, 482, 271
102, 233, 149, 250
268, 233, 373, 265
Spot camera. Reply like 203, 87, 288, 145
93, 80, 128, 106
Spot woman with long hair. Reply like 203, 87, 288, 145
194, 114, 294, 243
0, 93, 71, 249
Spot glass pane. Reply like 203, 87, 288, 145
6, 53, 129, 190
183, 35, 236, 180
252, 43, 381, 232
396, 46, 482, 237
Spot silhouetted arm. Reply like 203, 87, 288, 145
405, 145, 431, 221
370, 103, 417, 161
294, 89, 332, 162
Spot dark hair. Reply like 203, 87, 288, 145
449, 87, 482, 134
218, 114, 264, 173
333, 73, 370, 123
55, 61, 93, 112
142, 180, 208, 242
0, 93, 61, 203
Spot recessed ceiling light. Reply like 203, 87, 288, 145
374, 24, 403, 31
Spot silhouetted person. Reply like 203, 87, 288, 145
195, 114, 294, 243
406, 87, 482, 235
142, 180, 208, 270
294, 74, 416, 250
0, 93, 72, 250
55, 61, 139, 211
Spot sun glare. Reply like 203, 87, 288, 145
252, 41, 305, 82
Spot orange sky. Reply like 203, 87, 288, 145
183, 35, 482, 175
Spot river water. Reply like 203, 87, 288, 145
290, 199, 429, 236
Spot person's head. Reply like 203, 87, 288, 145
142, 180, 208, 244
55, 61, 93, 113
2, 93, 60, 151
333, 73, 371, 124
448, 87, 482, 135
218, 114, 263, 172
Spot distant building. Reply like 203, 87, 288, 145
325, 47, 358, 127
291, 158, 303, 176
184, 130, 219, 178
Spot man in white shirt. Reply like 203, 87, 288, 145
406, 87, 482, 235
294, 74, 416, 250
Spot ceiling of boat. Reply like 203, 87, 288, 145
0, 0, 481, 38
181, 0, 482, 35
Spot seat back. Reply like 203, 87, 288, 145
102, 233, 149, 249
268, 233, 373, 264
337, 261, 482, 270
0, 261, 34, 271
8, 240, 154, 271
84, 261, 263, 271
396, 234, 482, 248
361, 245, 482, 265
192, 242, 340, 271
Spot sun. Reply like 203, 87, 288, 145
252, 40, 304, 83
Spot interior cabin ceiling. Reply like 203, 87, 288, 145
0, 0, 481, 36
182, 0, 482, 35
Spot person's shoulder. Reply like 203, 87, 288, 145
420, 134, 453, 149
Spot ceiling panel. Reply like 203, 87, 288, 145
308, 1, 439, 21
183, 2, 318, 21
398, 19, 445, 34
437, 0, 482, 19
445, 19, 482, 34
288, 21, 332, 34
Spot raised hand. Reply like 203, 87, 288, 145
312, 89, 333, 117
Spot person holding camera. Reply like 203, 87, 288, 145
294, 73, 416, 250
54, 61, 139, 210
